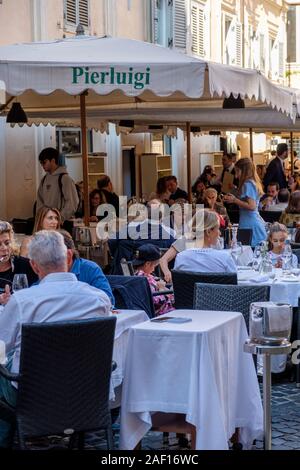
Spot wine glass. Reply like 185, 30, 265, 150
252, 245, 262, 271
231, 242, 243, 265
12, 274, 28, 292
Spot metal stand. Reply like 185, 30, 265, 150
244, 340, 291, 450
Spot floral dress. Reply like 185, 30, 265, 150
136, 270, 175, 316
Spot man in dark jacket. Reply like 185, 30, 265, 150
263, 143, 288, 191
97, 175, 120, 217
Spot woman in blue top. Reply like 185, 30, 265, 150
224, 157, 266, 247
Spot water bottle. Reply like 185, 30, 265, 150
282, 239, 293, 273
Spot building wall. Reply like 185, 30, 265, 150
287, 5, 300, 89
0, 1, 292, 219
0, 0, 148, 219
0, 0, 32, 44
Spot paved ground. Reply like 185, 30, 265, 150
85, 378, 300, 451
21, 378, 300, 450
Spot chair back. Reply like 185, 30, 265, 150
291, 242, 300, 250
193, 283, 270, 330
107, 275, 155, 318
224, 228, 253, 247
120, 258, 135, 276
171, 270, 237, 309
108, 238, 174, 275
259, 211, 282, 223
16, 317, 116, 440
226, 210, 239, 224
292, 249, 300, 264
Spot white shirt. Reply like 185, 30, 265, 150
0, 272, 111, 375
174, 248, 237, 273
269, 251, 298, 268
267, 202, 288, 212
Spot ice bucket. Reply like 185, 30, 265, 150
73, 227, 92, 246
249, 301, 292, 346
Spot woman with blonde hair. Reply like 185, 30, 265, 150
174, 209, 236, 273
224, 157, 266, 246
20, 207, 61, 257
203, 187, 229, 227
0, 221, 38, 304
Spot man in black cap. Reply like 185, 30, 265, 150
263, 143, 288, 191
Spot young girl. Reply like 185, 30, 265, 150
268, 222, 298, 268
133, 244, 174, 316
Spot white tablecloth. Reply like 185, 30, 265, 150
119, 309, 263, 450
0, 306, 148, 400
238, 268, 300, 307
110, 309, 148, 400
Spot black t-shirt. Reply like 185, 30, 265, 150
99, 189, 120, 218
0, 256, 38, 290
169, 187, 188, 202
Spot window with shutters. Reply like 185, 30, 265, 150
173, 0, 187, 50
151, 0, 186, 51
191, 1, 204, 57
259, 34, 265, 72
151, 0, 171, 47
64, 0, 90, 30
278, 42, 284, 78
151, 0, 160, 44
223, 14, 240, 66
236, 22, 242, 67
287, 7, 296, 63
269, 38, 274, 75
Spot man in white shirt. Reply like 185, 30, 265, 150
0, 230, 111, 447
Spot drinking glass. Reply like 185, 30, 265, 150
231, 242, 243, 265
217, 237, 225, 250
12, 274, 28, 292
252, 246, 262, 271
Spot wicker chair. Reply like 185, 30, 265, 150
292, 249, 300, 265
259, 211, 282, 223
171, 270, 237, 309
193, 283, 270, 330
0, 317, 116, 449
224, 228, 253, 247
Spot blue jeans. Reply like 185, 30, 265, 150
0, 353, 17, 448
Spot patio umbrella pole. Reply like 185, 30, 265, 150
80, 92, 90, 227
290, 132, 294, 174
249, 128, 253, 160
186, 122, 192, 203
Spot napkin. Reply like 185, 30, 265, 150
248, 275, 270, 283
251, 301, 292, 333
266, 303, 292, 333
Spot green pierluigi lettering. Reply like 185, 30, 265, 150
71, 66, 151, 89
72, 67, 84, 83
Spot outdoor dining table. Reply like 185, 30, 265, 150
119, 309, 263, 450
0, 306, 148, 405
238, 268, 300, 307
110, 309, 148, 405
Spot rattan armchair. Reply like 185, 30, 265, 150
0, 317, 116, 449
